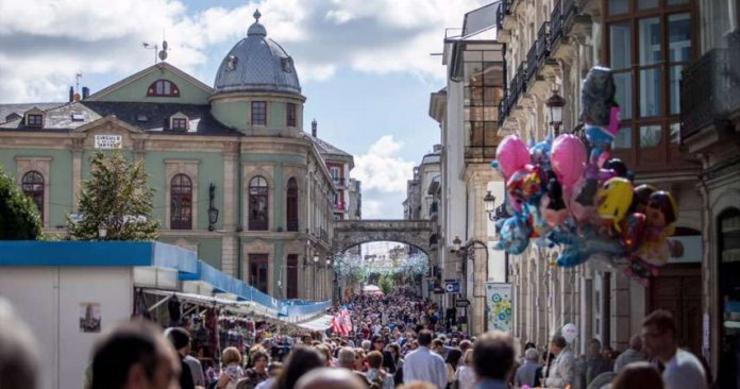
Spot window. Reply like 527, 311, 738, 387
147, 79, 180, 97
249, 254, 269, 294
251, 101, 267, 125
249, 176, 269, 230
21, 171, 44, 221
170, 174, 192, 229
463, 48, 503, 159
26, 114, 43, 127
606, 0, 694, 166
286, 254, 298, 299
171, 117, 188, 130
286, 103, 296, 127
286, 177, 299, 231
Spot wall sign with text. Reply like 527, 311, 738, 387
94, 135, 123, 149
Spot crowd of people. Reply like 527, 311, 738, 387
0, 289, 712, 389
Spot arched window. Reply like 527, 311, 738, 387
147, 79, 180, 97
170, 174, 192, 230
286, 177, 298, 231
249, 176, 269, 230
21, 171, 44, 221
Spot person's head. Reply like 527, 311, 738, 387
641, 310, 676, 361
473, 331, 515, 381
549, 335, 567, 355
409, 340, 419, 350
588, 338, 602, 357
629, 334, 643, 352
222, 347, 242, 366
267, 361, 284, 378
371, 335, 385, 351
295, 367, 366, 389
91, 320, 179, 389
397, 381, 437, 389
459, 339, 472, 354
361, 339, 371, 352
314, 344, 332, 367
387, 343, 401, 360
337, 347, 356, 369
417, 330, 433, 347
353, 348, 366, 370
524, 348, 539, 363
164, 327, 190, 357
366, 351, 383, 369
0, 298, 39, 389
275, 345, 325, 389
252, 350, 270, 371
431, 338, 444, 353
611, 361, 664, 389
446, 348, 463, 369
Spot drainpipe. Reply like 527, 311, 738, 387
696, 152, 713, 371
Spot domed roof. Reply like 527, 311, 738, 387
213, 10, 301, 95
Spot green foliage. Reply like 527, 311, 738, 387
379, 275, 394, 295
0, 167, 42, 240
67, 151, 159, 240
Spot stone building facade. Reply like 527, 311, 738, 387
0, 12, 354, 302
496, 0, 704, 356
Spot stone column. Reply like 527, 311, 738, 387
221, 141, 239, 276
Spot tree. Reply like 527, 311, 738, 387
379, 275, 394, 295
0, 167, 42, 240
68, 151, 159, 240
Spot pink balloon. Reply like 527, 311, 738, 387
496, 135, 530, 180
551, 134, 586, 190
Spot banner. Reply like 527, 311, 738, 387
486, 282, 512, 332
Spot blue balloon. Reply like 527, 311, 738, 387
494, 216, 531, 255
529, 135, 553, 168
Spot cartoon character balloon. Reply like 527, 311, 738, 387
596, 177, 634, 232
495, 216, 532, 255
637, 191, 678, 266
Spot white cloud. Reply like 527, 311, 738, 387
0, 0, 488, 102
353, 135, 414, 194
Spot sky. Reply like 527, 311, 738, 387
0, 0, 489, 219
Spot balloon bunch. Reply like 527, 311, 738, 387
491, 66, 679, 285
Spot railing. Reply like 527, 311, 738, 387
550, 0, 563, 48
526, 41, 538, 82
496, 0, 511, 30
681, 45, 740, 140
332, 177, 347, 187
536, 22, 550, 63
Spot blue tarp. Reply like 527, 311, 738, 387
0, 241, 329, 320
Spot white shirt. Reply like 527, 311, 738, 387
455, 365, 477, 389
662, 349, 707, 389
254, 377, 274, 389
403, 346, 448, 389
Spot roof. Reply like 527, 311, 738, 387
0, 102, 64, 123
0, 101, 240, 136
421, 153, 441, 165
213, 11, 301, 96
86, 62, 214, 101
302, 132, 354, 165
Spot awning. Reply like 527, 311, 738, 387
297, 314, 334, 332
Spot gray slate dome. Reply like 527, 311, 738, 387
214, 10, 301, 95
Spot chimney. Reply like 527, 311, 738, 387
311, 119, 317, 137
82, 87, 90, 100
69, 86, 74, 102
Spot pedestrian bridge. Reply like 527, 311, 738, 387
332, 219, 437, 255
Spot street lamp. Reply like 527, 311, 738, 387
452, 236, 462, 252
546, 88, 566, 135
483, 191, 496, 221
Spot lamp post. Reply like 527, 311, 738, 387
546, 89, 566, 135
483, 191, 496, 221
452, 236, 489, 335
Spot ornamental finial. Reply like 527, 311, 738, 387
253, 9, 261, 22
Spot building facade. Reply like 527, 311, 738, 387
496, 0, 704, 358
0, 12, 357, 302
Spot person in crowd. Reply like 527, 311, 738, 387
164, 327, 196, 389
217, 347, 244, 389
641, 309, 707, 389
472, 331, 515, 389
613, 335, 646, 373
295, 367, 368, 389
338, 346, 371, 387
611, 361, 664, 389
514, 347, 540, 388
165, 327, 204, 389
403, 329, 447, 388
371, 335, 396, 374
254, 362, 283, 389
458, 340, 472, 356
584, 338, 612, 386
91, 320, 180, 389
316, 344, 335, 367
398, 382, 437, 389
444, 348, 462, 388
355, 348, 368, 372
366, 351, 395, 389
238, 349, 270, 389
274, 345, 325, 389
431, 339, 446, 358
454, 349, 476, 389
362, 340, 372, 352
543, 335, 575, 388
0, 298, 39, 389
387, 343, 405, 385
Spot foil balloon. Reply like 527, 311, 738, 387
603, 158, 629, 179
553, 229, 625, 267
551, 134, 586, 193
637, 191, 678, 266
620, 213, 646, 253
507, 166, 545, 213
496, 135, 531, 180
529, 136, 553, 168
495, 216, 532, 255
596, 177, 634, 232
629, 184, 657, 214
581, 66, 618, 127
543, 178, 568, 228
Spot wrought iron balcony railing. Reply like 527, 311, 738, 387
496, 0, 511, 30
681, 40, 740, 140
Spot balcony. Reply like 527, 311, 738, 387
332, 177, 347, 188
681, 44, 740, 143
496, 0, 511, 31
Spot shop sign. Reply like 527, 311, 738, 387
94, 134, 122, 149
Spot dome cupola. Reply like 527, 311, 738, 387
213, 10, 301, 95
